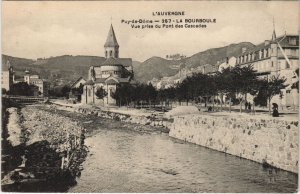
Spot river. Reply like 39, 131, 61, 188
68, 119, 298, 193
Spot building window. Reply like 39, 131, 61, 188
271, 61, 273, 67
286, 90, 291, 94
109, 51, 112, 57
88, 89, 91, 97
289, 37, 296, 45
105, 51, 108, 58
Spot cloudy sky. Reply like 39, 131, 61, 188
2, 1, 299, 62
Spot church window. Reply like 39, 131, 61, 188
109, 51, 112, 57
105, 51, 108, 58
88, 89, 91, 97
115, 51, 119, 58
271, 61, 273, 67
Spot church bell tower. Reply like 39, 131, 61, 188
104, 24, 119, 58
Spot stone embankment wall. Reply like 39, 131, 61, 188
169, 114, 298, 173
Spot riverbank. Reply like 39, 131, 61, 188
2, 102, 298, 192
169, 114, 299, 174
1, 103, 88, 192
51, 100, 299, 174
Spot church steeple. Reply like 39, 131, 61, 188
104, 24, 119, 58
271, 17, 276, 41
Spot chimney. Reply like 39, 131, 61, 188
264, 40, 270, 46
242, 47, 247, 53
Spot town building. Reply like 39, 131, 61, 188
82, 24, 134, 106
71, 77, 86, 89
24, 70, 50, 96
1, 60, 14, 92
236, 30, 299, 108
69, 77, 86, 101
218, 57, 237, 72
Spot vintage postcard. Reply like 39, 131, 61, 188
1, 1, 299, 193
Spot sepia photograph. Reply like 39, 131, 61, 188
1, 1, 299, 193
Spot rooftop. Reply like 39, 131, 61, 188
240, 34, 299, 56
104, 24, 119, 48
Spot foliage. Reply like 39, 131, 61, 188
8, 82, 39, 96
49, 85, 71, 98
112, 65, 289, 113
2, 88, 7, 95
111, 83, 157, 106
71, 83, 84, 95
95, 86, 107, 99
259, 75, 287, 113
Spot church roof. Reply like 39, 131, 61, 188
95, 57, 132, 67
101, 57, 122, 66
118, 58, 132, 67
104, 24, 119, 48
85, 76, 131, 86
94, 78, 107, 83
105, 77, 119, 84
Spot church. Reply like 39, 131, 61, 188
81, 24, 134, 106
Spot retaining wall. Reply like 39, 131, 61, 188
169, 114, 299, 173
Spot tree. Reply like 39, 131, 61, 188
71, 83, 84, 95
261, 75, 287, 114
8, 82, 38, 96
2, 88, 7, 95
215, 67, 236, 112
95, 86, 107, 99
232, 65, 258, 113
61, 85, 71, 98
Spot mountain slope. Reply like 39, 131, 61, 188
183, 42, 255, 69
2, 55, 106, 84
134, 57, 179, 82
135, 42, 255, 83
2, 42, 255, 85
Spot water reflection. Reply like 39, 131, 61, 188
69, 129, 298, 193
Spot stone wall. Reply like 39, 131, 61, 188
169, 114, 298, 173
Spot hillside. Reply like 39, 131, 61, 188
2, 55, 106, 85
135, 42, 255, 83
134, 57, 179, 82
183, 42, 255, 69
2, 54, 35, 68
2, 42, 255, 85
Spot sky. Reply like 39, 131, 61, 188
2, 1, 299, 62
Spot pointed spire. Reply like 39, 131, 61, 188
272, 17, 276, 41
104, 24, 119, 48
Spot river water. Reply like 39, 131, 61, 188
69, 125, 298, 193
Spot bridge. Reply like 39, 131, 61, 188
2, 95, 47, 103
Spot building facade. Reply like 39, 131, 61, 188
236, 30, 299, 108
24, 70, 50, 96
82, 24, 134, 106
1, 60, 14, 92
